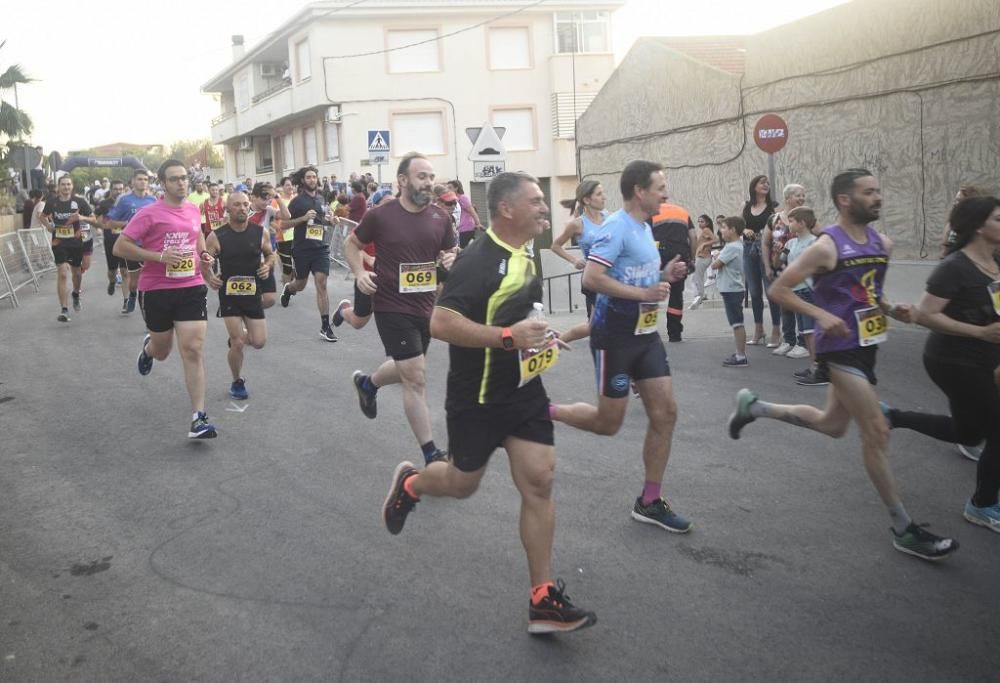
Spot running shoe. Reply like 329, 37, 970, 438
728, 388, 758, 439
793, 367, 813, 379
957, 443, 983, 462
137, 334, 154, 376
891, 523, 958, 561
188, 412, 218, 439
332, 298, 351, 327
57, 309, 71, 323
120, 299, 129, 315
426, 449, 449, 466
528, 579, 597, 635
688, 295, 704, 310
382, 461, 419, 535
126, 295, 137, 314
786, 345, 810, 359
795, 369, 829, 386
280, 284, 294, 308
963, 500, 1000, 533
631, 497, 692, 533
107, 280, 116, 296
352, 370, 378, 419
319, 326, 338, 342
722, 354, 748, 367
772, 342, 793, 356
71, 292, 81, 311
230, 378, 249, 400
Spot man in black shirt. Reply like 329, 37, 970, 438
40, 175, 100, 322
279, 165, 337, 341
96, 179, 125, 297
381, 171, 596, 635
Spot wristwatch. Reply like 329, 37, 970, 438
501, 327, 514, 350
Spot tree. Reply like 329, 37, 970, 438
169, 139, 224, 169
0, 41, 33, 140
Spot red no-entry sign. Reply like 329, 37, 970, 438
754, 114, 789, 154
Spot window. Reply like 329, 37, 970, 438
491, 108, 534, 151
236, 74, 250, 111
488, 27, 531, 70
387, 29, 440, 73
303, 126, 317, 164
282, 133, 294, 170
393, 111, 445, 155
295, 38, 311, 81
324, 122, 340, 161
551, 92, 597, 139
256, 136, 273, 173
554, 11, 610, 54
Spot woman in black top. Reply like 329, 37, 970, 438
886, 196, 1000, 532
741, 175, 780, 345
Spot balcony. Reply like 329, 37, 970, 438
211, 111, 238, 144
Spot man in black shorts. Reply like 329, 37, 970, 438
381, 171, 595, 634
96, 179, 126, 297
104, 169, 156, 314
345, 153, 456, 466
203, 192, 275, 401
40, 175, 100, 321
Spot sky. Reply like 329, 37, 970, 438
2, 0, 848, 154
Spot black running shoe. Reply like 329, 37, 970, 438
57, 309, 71, 323
795, 369, 829, 386
120, 298, 129, 315
426, 449, 449, 467
280, 284, 294, 308
352, 370, 377, 419
528, 579, 597, 635
891, 523, 959, 561
137, 334, 154, 376
107, 280, 116, 296
382, 461, 419, 535
72, 291, 81, 311
319, 326, 338, 342
332, 298, 351, 327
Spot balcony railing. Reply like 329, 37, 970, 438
252, 81, 292, 104
211, 111, 236, 126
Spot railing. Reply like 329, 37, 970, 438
541, 269, 583, 315
251, 82, 291, 104
211, 111, 236, 126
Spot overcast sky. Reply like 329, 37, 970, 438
3, 0, 847, 153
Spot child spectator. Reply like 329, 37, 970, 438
714, 216, 748, 367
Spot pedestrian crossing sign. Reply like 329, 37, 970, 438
368, 130, 391, 153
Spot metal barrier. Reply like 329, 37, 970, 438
0, 252, 16, 307
541, 269, 583, 315
18, 228, 56, 282
330, 218, 357, 280
0, 232, 38, 300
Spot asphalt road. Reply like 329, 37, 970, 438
1, 265, 997, 682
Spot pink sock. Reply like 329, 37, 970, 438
641, 481, 661, 505
548, 404, 558, 420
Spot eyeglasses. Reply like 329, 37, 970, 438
443, 201, 457, 207
166, 175, 188, 183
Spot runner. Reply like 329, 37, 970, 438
273, 176, 296, 287
279, 166, 338, 342
105, 169, 157, 314
550, 179, 606, 325
345, 152, 455, 466
332, 189, 393, 331
40, 175, 99, 322
95, 179, 126, 297
202, 191, 276, 401
551, 160, 692, 534
727, 168, 959, 561
247, 182, 287, 309
883, 195, 1000, 531
112, 159, 217, 439
380, 171, 595, 634
202, 182, 226, 236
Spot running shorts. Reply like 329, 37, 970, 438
817, 346, 878, 386
591, 335, 671, 398
52, 244, 84, 268
293, 246, 330, 277
447, 392, 553, 473
139, 285, 208, 333
374, 311, 430, 361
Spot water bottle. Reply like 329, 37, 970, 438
526, 302, 545, 354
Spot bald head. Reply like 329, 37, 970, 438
227, 191, 250, 225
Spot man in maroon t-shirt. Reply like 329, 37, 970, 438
345, 152, 457, 466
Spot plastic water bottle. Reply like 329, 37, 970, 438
526, 302, 545, 354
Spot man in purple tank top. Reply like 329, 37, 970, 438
726, 169, 959, 562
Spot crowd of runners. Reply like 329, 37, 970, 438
29, 153, 1000, 635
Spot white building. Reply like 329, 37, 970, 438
202, 0, 624, 228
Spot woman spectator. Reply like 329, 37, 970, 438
348, 181, 367, 223
764, 183, 807, 355
941, 184, 990, 256
885, 196, 1000, 530
741, 175, 780, 346
690, 214, 717, 309
446, 179, 483, 248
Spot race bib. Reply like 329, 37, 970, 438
989, 281, 1000, 317
282, 228, 295, 242
166, 252, 196, 278
855, 306, 887, 346
111, 227, 123, 234
226, 275, 257, 296
305, 225, 324, 241
518, 340, 560, 388
399, 262, 437, 293
55, 226, 75, 239
634, 302, 659, 335
210, 221, 223, 231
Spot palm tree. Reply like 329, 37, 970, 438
0, 41, 34, 139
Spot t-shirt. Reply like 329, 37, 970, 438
122, 199, 205, 292
457, 194, 477, 233
187, 192, 210, 214
107, 192, 157, 228
288, 191, 330, 252
742, 203, 774, 239
30, 201, 45, 230
354, 199, 455, 318
784, 233, 817, 291
716, 240, 745, 293
95, 195, 119, 233
42, 195, 93, 247
435, 229, 545, 409
587, 208, 662, 341
923, 250, 1000, 368
348, 193, 367, 223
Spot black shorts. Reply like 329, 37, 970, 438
276, 241, 295, 277
591, 334, 671, 398
139, 285, 208, 333
447, 393, 554, 473
103, 232, 142, 272
82, 240, 94, 256
260, 269, 277, 294
817, 346, 878, 386
218, 291, 265, 319
52, 243, 84, 267
353, 282, 373, 318
374, 311, 430, 361
293, 246, 330, 277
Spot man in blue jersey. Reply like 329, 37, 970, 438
104, 169, 157, 314
552, 160, 692, 533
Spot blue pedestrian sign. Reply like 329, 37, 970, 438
368, 130, 391, 164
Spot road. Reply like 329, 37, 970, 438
1, 264, 997, 681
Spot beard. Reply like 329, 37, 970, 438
848, 202, 880, 224
407, 185, 431, 207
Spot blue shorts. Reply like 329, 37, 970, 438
794, 288, 815, 333
721, 291, 745, 328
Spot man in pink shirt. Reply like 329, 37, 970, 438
113, 159, 217, 439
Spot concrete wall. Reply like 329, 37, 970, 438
575, 0, 1000, 259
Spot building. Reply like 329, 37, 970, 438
202, 0, 625, 230
576, 0, 1000, 259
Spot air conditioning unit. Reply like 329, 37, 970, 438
259, 63, 279, 78
239, 136, 254, 151
325, 106, 342, 123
